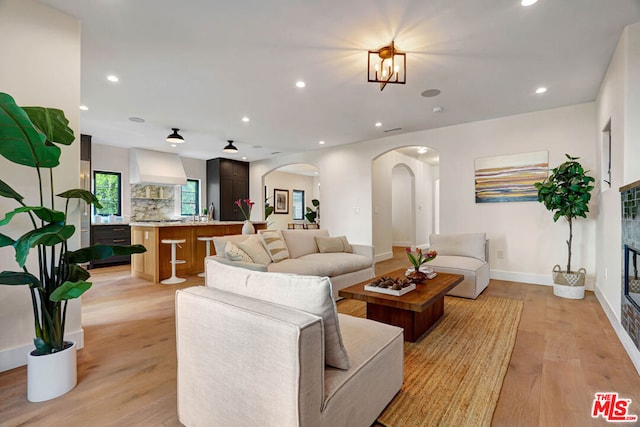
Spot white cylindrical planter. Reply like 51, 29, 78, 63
27, 341, 77, 402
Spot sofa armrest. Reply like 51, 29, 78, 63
351, 244, 374, 265
206, 255, 268, 272
176, 286, 324, 427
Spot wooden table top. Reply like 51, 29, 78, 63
338, 268, 464, 312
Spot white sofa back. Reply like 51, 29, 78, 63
280, 229, 329, 258
429, 232, 487, 261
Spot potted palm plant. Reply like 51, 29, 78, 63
534, 154, 595, 299
0, 93, 146, 401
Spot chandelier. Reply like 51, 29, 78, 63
367, 41, 406, 91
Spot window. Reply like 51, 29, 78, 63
292, 189, 305, 220
94, 171, 122, 216
181, 179, 200, 216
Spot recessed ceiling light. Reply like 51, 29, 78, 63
171, 144, 176, 148
242, 117, 250, 122
319, 140, 325, 145
296, 81, 306, 88
521, 0, 538, 6
242, 156, 247, 160
314, 171, 319, 175
107, 75, 119, 82
79, 105, 88, 111
421, 89, 441, 98
535, 87, 547, 94
433, 106, 443, 113
375, 122, 382, 127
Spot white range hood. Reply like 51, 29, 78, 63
130, 148, 187, 185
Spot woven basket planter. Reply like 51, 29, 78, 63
552, 265, 586, 299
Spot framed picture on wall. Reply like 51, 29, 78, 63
274, 189, 289, 214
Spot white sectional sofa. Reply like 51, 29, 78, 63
175, 260, 404, 427
427, 232, 490, 299
209, 229, 375, 298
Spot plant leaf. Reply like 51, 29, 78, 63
0, 93, 61, 168
67, 264, 90, 282
65, 244, 146, 264
0, 271, 42, 289
33, 337, 50, 355
13, 223, 75, 267
0, 233, 15, 247
0, 178, 24, 202
57, 188, 103, 209
22, 106, 75, 146
0, 206, 65, 226
50, 280, 92, 302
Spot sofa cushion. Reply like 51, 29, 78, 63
298, 253, 372, 277
427, 255, 487, 272
236, 235, 272, 266
315, 236, 353, 254
429, 232, 486, 261
281, 229, 329, 258
206, 259, 351, 370
258, 229, 290, 263
266, 258, 326, 276
213, 235, 253, 258
224, 240, 252, 263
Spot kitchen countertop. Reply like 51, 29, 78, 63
129, 220, 267, 227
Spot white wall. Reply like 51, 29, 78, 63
596, 22, 640, 372
264, 170, 317, 229
391, 165, 414, 247
251, 102, 597, 284
0, 0, 81, 371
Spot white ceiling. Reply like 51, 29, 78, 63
40, 0, 640, 162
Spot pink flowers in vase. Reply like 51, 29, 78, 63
406, 247, 437, 270
234, 198, 255, 221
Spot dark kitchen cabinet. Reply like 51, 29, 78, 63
207, 158, 249, 221
89, 224, 131, 268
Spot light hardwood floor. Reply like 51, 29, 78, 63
2, 249, 639, 426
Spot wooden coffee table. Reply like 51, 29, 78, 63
339, 269, 464, 342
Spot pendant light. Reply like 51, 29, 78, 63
223, 140, 238, 153
166, 128, 185, 144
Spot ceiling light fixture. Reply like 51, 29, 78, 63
319, 140, 325, 145
223, 140, 238, 153
296, 81, 306, 88
521, 0, 538, 6
535, 87, 547, 94
166, 128, 185, 144
107, 75, 119, 82
79, 105, 88, 111
242, 116, 250, 122
368, 40, 406, 91
375, 122, 382, 127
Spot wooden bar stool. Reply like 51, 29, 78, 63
161, 238, 186, 284
197, 236, 215, 278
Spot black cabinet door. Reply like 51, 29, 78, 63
207, 158, 250, 221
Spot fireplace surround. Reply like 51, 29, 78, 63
622, 180, 640, 350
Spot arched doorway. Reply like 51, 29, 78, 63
262, 163, 319, 229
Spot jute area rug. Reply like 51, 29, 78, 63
336, 295, 523, 427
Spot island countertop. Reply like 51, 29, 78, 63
130, 221, 266, 283
129, 220, 267, 227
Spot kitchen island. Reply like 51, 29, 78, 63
130, 221, 267, 283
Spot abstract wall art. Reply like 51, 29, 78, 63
475, 151, 548, 203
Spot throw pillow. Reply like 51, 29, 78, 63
236, 235, 272, 266
258, 229, 290, 263
224, 240, 252, 263
315, 235, 353, 253
206, 260, 351, 370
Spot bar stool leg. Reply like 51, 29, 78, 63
197, 240, 211, 278
162, 241, 186, 285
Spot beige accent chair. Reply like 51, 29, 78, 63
175, 260, 404, 427
427, 232, 490, 299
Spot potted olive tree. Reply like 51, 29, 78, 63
534, 154, 595, 299
0, 93, 146, 401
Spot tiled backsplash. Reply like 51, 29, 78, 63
622, 180, 640, 351
131, 184, 177, 220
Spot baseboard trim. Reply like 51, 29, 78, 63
375, 252, 393, 263
594, 287, 640, 376
0, 329, 84, 373
490, 269, 553, 286
393, 241, 413, 248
